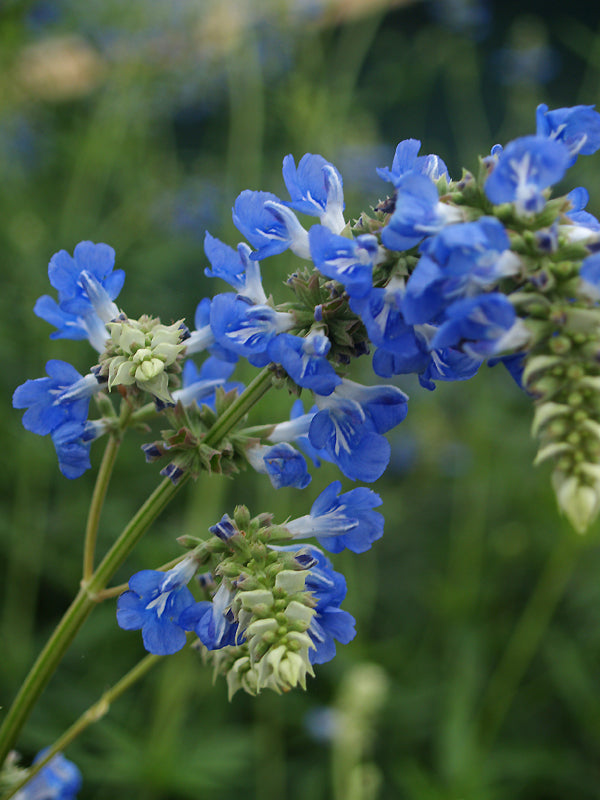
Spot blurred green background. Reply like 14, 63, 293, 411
3, 0, 600, 798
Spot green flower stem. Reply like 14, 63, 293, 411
0, 476, 186, 768
203, 367, 274, 448
478, 529, 584, 748
129, 401, 159, 426
82, 402, 132, 581
0, 367, 275, 764
0, 653, 162, 800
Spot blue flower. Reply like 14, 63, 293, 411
116, 559, 197, 655
246, 442, 312, 489
34, 241, 124, 352
172, 357, 242, 409
351, 279, 416, 352
308, 380, 408, 482
431, 294, 530, 359
302, 548, 355, 665
377, 138, 449, 185
204, 232, 267, 304
232, 190, 310, 260
51, 421, 95, 479
309, 225, 379, 299
13, 360, 101, 435
484, 135, 570, 215
371, 325, 481, 390
381, 172, 462, 252
180, 582, 240, 649
267, 330, 341, 395
282, 153, 346, 233
402, 217, 520, 324
14, 750, 82, 800
536, 103, 600, 164
209, 514, 238, 541
285, 480, 383, 554
209, 293, 295, 365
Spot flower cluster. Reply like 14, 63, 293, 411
13, 102, 600, 719
116, 481, 382, 694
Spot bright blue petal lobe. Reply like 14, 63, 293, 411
267, 332, 341, 395
536, 103, 600, 162
309, 225, 377, 299
381, 172, 448, 252
431, 293, 522, 358
117, 563, 196, 656
286, 480, 383, 553
13, 360, 99, 436
232, 190, 297, 259
484, 135, 570, 214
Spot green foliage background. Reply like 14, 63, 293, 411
2, 1, 600, 798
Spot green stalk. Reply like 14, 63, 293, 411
83, 434, 121, 580
0, 477, 185, 767
0, 367, 274, 764
478, 530, 584, 747
203, 367, 273, 447
0, 654, 162, 800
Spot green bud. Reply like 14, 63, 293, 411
547, 419, 568, 438
284, 600, 315, 629
233, 505, 251, 530
522, 355, 563, 387
553, 473, 599, 533
99, 315, 187, 404
534, 442, 572, 466
275, 570, 307, 594
176, 534, 204, 549
582, 419, 600, 441
531, 402, 570, 437
549, 336, 571, 355
239, 589, 274, 612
